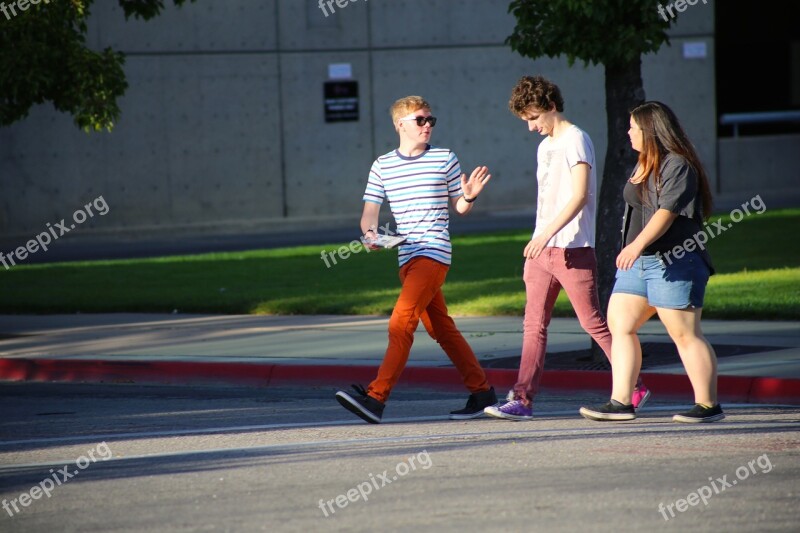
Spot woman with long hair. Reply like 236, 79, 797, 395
580, 101, 724, 423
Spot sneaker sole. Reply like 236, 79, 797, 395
633, 389, 652, 410
335, 391, 381, 424
484, 407, 533, 421
579, 407, 636, 421
672, 412, 726, 423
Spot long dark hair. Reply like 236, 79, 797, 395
630, 101, 713, 219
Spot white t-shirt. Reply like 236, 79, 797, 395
533, 125, 597, 248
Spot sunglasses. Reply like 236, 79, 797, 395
400, 116, 437, 127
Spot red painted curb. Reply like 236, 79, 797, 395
1, 358, 798, 405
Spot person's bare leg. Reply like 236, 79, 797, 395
656, 306, 718, 406
608, 293, 656, 404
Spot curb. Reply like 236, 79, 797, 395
2, 358, 799, 405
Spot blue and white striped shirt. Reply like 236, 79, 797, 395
363, 145, 462, 266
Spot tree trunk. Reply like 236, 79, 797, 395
590, 58, 645, 361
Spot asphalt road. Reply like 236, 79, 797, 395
1, 383, 798, 532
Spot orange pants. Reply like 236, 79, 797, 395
367, 256, 490, 403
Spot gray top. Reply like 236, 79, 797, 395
620, 153, 715, 274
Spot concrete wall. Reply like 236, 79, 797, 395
1, 0, 721, 239
717, 135, 800, 206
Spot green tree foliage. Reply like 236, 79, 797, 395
507, 0, 674, 311
507, 0, 671, 68
0, 0, 195, 132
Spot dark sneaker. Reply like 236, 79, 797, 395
673, 404, 725, 423
632, 384, 652, 411
484, 400, 533, 421
579, 401, 636, 421
335, 384, 385, 424
450, 386, 497, 420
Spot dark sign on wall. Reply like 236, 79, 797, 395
324, 81, 359, 122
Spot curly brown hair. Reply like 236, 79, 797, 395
508, 75, 564, 117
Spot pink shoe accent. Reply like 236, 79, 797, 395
632, 385, 651, 410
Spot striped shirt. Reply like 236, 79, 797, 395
363, 145, 463, 266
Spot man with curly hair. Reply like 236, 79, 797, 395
485, 76, 650, 421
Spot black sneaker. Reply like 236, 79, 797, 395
579, 401, 636, 421
673, 403, 725, 423
335, 384, 385, 424
450, 386, 498, 420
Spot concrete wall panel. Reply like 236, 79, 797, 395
1, 54, 282, 236
279, 0, 369, 50
0, 107, 109, 234
280, 52, 373, 219
88, 1, 278, 52
643, 37, 717, 184
719, 135, 800, 193
371, 0, 514, 48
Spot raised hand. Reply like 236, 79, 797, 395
461, 166, 491, 200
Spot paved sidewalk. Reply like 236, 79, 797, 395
1, 313, 799, 403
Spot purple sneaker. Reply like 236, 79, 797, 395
484, 400, 533, 421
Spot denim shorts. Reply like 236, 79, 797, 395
612, 251, 710, 309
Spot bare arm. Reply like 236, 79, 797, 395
616, 208, 678, 270
360, 201, 381, 240
524, 162, 590, 259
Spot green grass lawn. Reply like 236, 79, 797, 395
1, 209, 798, 320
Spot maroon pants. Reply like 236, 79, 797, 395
514, 247, 612, 404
